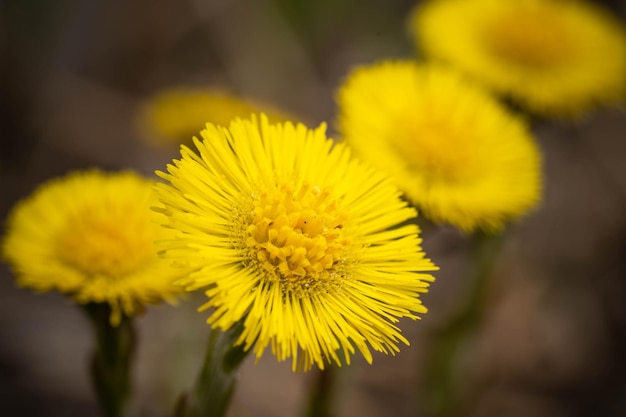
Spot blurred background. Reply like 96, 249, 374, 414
1, 0, 626, 416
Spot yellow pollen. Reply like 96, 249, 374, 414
57, 203, 155, 278
243, 182, 351, 295
484, 7, 572, 68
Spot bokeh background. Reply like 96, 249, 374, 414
2, 0, 626, 416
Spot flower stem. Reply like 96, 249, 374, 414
175, 322, 249, 417
84, 303, 135, 417
425, 232, 503, 417
306, 367, 338, 417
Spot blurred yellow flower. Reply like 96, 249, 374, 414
337, 61, 541, 232
155, 115, 437, 371
2, 171, 183, 325
138, 87, 294, 146
410, 0, 626, 117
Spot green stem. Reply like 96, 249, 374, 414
84, 303, 135, 417
306, 367, 337, 417
175, 322, 249, 417
425, 232, 503, 417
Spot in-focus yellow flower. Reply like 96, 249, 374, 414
155, 115, 437, 371
337, 61, 542, 232
2, 171, 183, 324
410, 0, 626, 117
138, 87, 294, 146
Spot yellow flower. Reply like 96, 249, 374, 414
2, 170, 183, 325
138, 87, 294, 146
410, 0, 626, 117
154, 115, 437, 371
337, 61, 542, 232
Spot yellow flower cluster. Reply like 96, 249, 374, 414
14, 0, 614, 374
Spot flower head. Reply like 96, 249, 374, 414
2, 170, 183, 324
155, 115, 437, 371
410, 0, 626, 117
138, 87, 293, 147
337, 61, 542, 232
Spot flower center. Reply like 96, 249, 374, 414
484, 7, 572, 68
57, 203, 155, 278
243, 182, 351, 296
395, 118, 478, 182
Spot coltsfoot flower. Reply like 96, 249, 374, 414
337, 61, 542, 232
2, 170, 183, 324
410, 0, 626, 117
155, 115, 437, 371
138, 87, 293, 146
